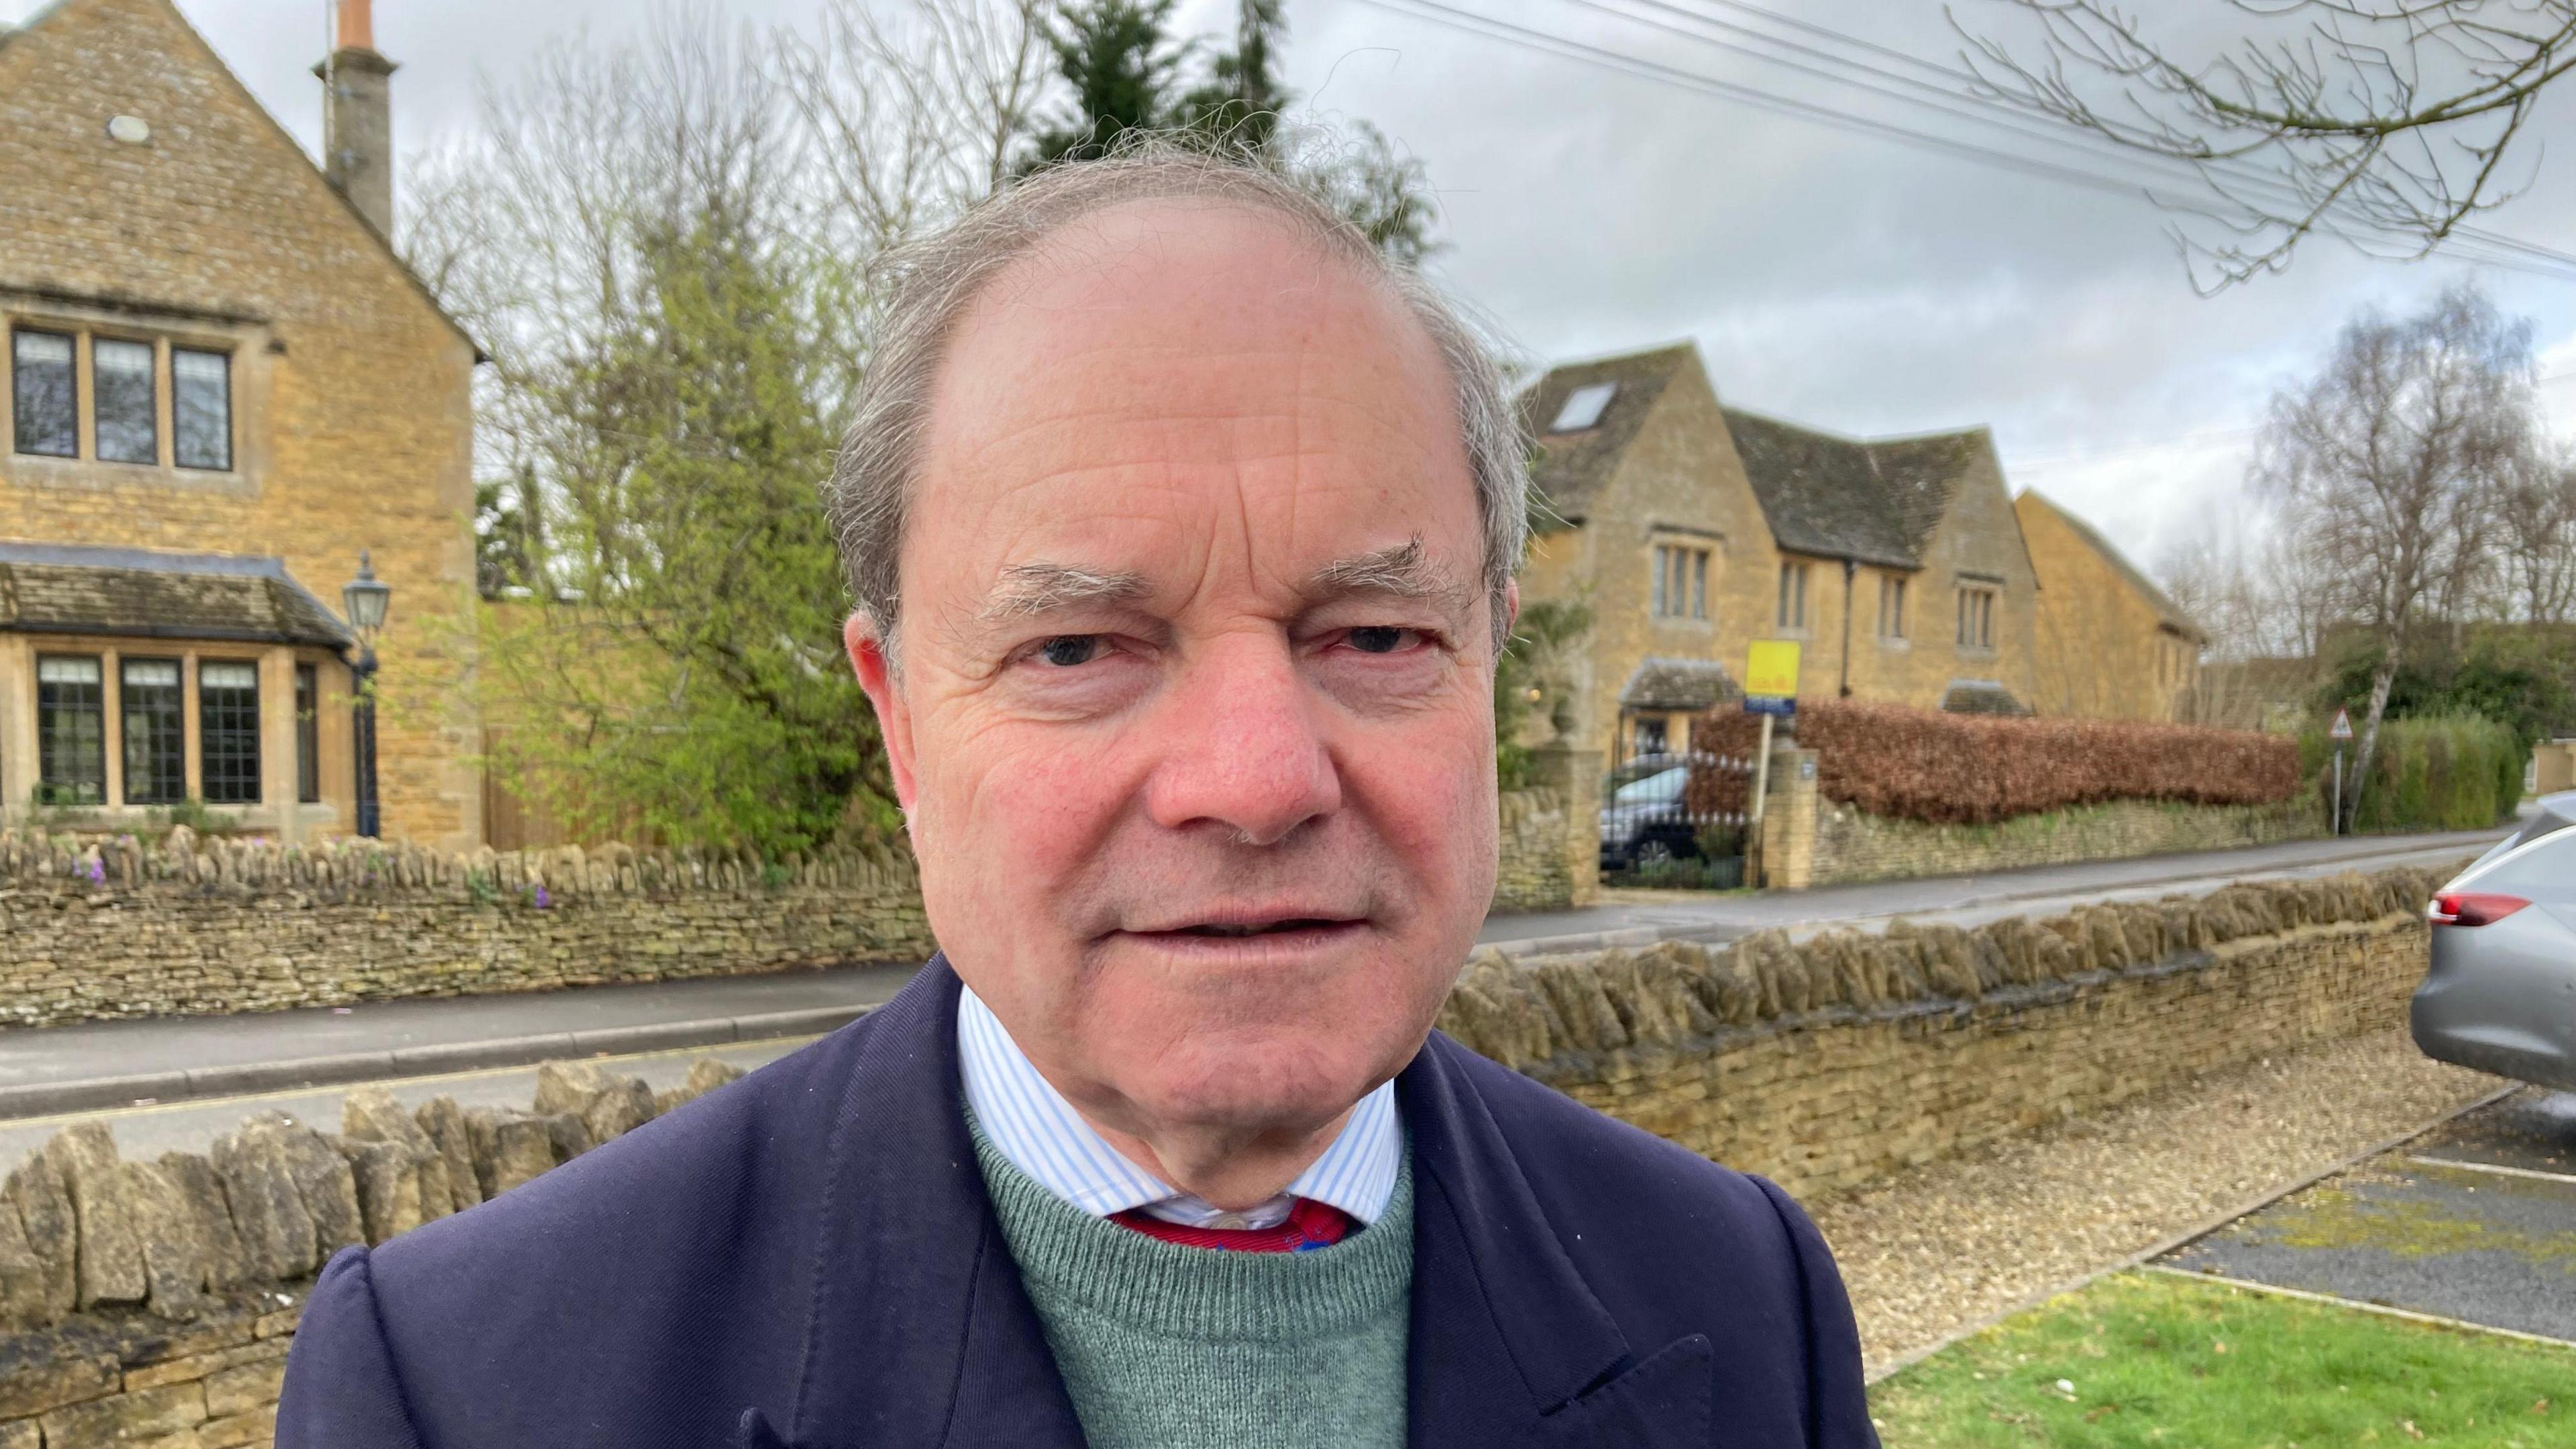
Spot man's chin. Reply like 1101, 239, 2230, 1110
1122, 1043, 1393, 1140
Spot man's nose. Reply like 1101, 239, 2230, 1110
1142, 634, 1341, 847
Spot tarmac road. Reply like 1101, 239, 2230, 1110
2159, 1089, 2576, 1344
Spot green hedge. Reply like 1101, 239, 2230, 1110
2300, 713, 2522, 833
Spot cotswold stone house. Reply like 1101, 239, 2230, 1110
2015, 490, 2206, 722
0, 0, 481, 848
1518, 342, 2041, 765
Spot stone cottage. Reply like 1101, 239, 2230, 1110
2015, 490, 2206, 722
1517, 341, 2041, 767
0, 0, 481, 848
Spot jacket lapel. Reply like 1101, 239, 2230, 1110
1402, 1033, 1713, 1448
782, 958, 1086, 1449
771, 970, 1710, 1447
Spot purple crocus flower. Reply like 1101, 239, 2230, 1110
86, 858, 105, 885
533, 885, 551, 910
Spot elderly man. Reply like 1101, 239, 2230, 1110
277, 150, 1874, 1448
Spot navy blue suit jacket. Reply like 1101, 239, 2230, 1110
276, 959, 1877, 1446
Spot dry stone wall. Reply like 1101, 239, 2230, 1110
1436, 859, 2458, 1199
0, 1057, 746, 1446
0, 828, 933, 1028
1802, 796, 2324, 888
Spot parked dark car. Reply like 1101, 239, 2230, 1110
1599, 754, 1703, 872
2411, 791, 2576, 1091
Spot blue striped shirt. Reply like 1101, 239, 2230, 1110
958, 984, 1401, 1230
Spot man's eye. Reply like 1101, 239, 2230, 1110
1039, 635, 1101, 667
1348, 627, 1416, 654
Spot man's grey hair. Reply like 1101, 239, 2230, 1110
824, 140, 1529, 666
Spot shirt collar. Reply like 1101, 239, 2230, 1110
957, 983, 1401, 1228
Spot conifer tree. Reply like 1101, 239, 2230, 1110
1026, 0, 1182, 166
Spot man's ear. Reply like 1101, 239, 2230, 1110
1497, 578, 1521, 655
845, 612, 919, 812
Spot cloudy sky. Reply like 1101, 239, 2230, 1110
19, 0, 2574, 575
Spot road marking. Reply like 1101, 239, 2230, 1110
0, 1036, 820, 1133
2405, 1154, 2576, 1187
2141, 1264, 2576, 1351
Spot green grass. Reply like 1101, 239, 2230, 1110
1870, 1271, 2574, 1448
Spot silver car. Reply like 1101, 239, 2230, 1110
2412, 791, 2576, 1091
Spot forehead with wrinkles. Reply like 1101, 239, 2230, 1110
904, 197, 1473, 633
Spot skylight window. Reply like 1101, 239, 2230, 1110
1549, 381, 1617, 433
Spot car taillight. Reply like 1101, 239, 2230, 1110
2428, 892, 2530, 927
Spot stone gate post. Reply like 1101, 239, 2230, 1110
1521, 741, 1602, 908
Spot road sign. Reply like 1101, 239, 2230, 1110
2330, 708, 2355, 741
1743, 639, 1801, 715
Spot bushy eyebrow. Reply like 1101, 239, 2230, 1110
973, 539, 1472, 630
1303, 539, 1472, 612
977, 562, 1153, 623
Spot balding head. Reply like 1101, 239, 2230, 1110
826, 143, 1527, 669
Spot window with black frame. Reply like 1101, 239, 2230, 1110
121, 659, 186, 805
36, 656, 107, 805
199, 661, 261, 804
12, 330, 77, 458
92, 338, 157, 465
173, 347, 231, 470
295, 662, 320, 804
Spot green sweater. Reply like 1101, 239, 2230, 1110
968, 1115, 1413, 1449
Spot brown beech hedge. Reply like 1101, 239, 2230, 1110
1682, 700, 2302, 825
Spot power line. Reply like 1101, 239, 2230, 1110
1350, 1, 2225, 208
1642, 0, 2576, 274
1345, 0, 2576, 283
1603, 0, 2576, 274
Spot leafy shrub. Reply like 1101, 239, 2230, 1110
2304, 712, 2522, 833
1682, 700, 2301, 826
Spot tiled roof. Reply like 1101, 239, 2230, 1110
1619, 656, 1739, 712
1719, 408, 1922, 568
1521, 343, 1998, 572
2020, 491, 2204, 642
0, 542, 354, 648
1519, 344, 1696, 525
1864, 429, 1987, 553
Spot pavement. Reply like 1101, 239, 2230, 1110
1475, 824, 2502, 955
0, 824, 2508, 1125
2158, 1088, 2576, 1345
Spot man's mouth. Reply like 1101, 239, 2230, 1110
1121, 910, 1369, 943
1176, 918, 1349, 938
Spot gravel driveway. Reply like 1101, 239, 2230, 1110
1807, 1027, 2500, 1375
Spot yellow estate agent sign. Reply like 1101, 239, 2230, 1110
1741, 639, 1801, 838
1744, 639, 1801, 707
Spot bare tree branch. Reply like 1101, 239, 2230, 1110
1953, 0, 2574, 286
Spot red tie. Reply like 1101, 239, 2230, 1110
1108, 1197, 1356, 1252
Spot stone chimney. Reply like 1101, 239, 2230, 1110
315, 0, 397, 237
